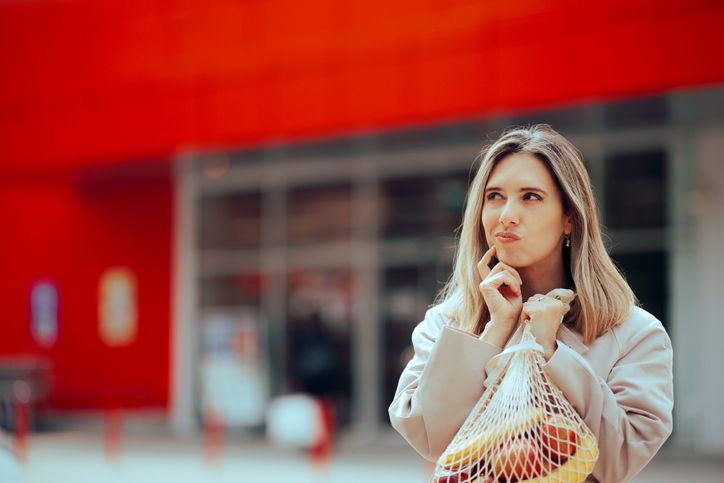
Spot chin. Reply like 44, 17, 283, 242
506, 261, 531, 270
496, 247, 538, 268
496, 254, 528, 268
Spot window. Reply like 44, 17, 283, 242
287, 183, 352, 245
604, 150, 667, 229
612, 252, 668, 330
380, 173, 468, 239
199, 191, 262, 250
199, 272, 263, 307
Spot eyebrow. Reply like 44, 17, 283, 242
484, 186, 549, 196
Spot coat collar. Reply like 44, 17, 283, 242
557, 323, 590, 355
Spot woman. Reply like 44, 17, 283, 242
389, 125, 673, 483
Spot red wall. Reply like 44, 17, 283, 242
1, 0, 724, 412
0, 167, 172, 410
1, 0, 724, 174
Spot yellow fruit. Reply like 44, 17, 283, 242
522, 433, 599, 483
441, 407, 544, 470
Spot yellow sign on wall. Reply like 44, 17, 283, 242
99, 268, 138, 346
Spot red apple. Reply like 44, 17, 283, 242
540, 414, 577, 463
434, 471, 468, 482
491, 438, 543, 481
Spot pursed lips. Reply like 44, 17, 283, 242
495, 232, 521, 242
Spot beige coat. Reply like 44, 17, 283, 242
388, 301, 674, 483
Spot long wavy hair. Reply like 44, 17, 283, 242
436, 125, 636, 344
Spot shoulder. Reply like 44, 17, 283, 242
611, 306, 672, 355
429, 298, 459, 321
613, 306, 668, 336
421, 300, 457, 329
411, 299, 459, 344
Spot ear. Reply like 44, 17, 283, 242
563, 214, 572, 236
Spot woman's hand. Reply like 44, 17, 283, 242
521, 289, 574, 360
477, 246, 523, 331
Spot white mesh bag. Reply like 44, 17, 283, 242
433, 299, 599, 482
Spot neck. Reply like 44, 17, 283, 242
517, 256, 568, 301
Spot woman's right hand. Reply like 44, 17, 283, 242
477, 246, 523, 330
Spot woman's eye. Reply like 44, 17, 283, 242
486, 192, 502, 200
523, 192, 542, 201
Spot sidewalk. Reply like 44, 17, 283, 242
12, 431, 724, 483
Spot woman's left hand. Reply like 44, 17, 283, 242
521, 290, 574, 361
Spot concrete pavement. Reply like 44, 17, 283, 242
11, 431, 724, 483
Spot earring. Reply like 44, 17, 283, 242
564, 234, 571, 247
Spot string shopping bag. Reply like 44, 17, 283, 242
433, 293, 598, 483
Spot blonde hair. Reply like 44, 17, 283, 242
436, 125, 636, 344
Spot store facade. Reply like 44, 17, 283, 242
172, 87, 724, 454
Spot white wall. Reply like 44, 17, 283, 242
671, 127, 724, 455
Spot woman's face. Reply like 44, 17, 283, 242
481, 152, 572, 269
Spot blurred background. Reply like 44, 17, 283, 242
1, 1, 723, 482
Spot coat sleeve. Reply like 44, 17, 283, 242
542, 313, 674, 483
388, 305, 503, 461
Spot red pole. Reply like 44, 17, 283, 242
202, 406, 225, 464
309, 397, 334, 469
104, 406, 123, 463
13, 401, 28, 463
13, 381, 31, 464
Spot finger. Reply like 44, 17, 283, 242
482, 271, 521, 297
480, 274, 519, 297
522, 297, 569, 325
489, 262, 523, 286
527, 293, 546, 302
520, 304, 532, 322
477, 246, 497, 278
547, 288, 576, 305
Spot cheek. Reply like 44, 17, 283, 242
481, 208, 496, 237
531, 213, 566, 246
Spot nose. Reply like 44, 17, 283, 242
499, 199, 520, 226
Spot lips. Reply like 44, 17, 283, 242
495, 231, 521, 242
